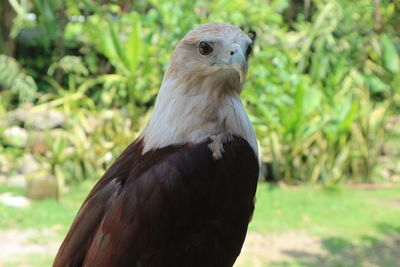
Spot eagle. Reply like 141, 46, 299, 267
53, 22, 259, 267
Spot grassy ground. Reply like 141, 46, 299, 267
0, 182, 399, 267
240, 184, 400, 267
0, 181, 94, 267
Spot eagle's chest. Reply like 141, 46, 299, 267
137, 138, 259, 267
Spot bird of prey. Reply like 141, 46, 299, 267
53, 22, 259, 267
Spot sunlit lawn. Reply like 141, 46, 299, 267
251, 184, 400, 238
241, 184, 400, 266
1, 182, 399, 266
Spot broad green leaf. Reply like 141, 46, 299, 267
108, 19, 130, 71
380, 34, 400, 74
126, 13, 143, 73
364, 75, 390, 94
303, 87, 321, 116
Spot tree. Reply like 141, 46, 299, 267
0, 0, 17, 56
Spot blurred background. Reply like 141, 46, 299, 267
0, 0, 399, 266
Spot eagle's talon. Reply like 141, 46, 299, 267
209, 133, 232, 160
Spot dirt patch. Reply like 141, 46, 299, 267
235, 231, 326, 267
1, 228, 398, 267
235, 230, 400, 267
0, 229, 60, 266
347, 184, 399, 190
2, 229, 322, 267
372, 198, 400, 209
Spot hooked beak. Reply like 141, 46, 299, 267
212, 43, 247, 83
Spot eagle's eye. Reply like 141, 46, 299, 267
246, 44, 253, 57
199, 41, 213, 55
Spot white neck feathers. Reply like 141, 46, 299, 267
140, 78, 258, 158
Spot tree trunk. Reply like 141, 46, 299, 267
374, 0, 382, 31
304, 0, 311, 21
0, 0, 17, 56
55, 0, 67, 83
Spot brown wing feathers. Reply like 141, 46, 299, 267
54, 137, 258, 267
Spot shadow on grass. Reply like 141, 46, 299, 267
273, 223, 400, 267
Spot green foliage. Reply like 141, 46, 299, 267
1, 0, 399, 185
381, 34, 400, 74
81, 8, 151, 106
243, 0, 398, 184
0, 54, 37, 103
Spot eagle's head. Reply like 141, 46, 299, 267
142, 22, 258, 156
164, 22, 253, 94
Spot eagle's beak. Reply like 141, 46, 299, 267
212, 43, 247, 83
229, 44, 246, 83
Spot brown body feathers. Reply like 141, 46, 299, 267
54, 137, 258, 267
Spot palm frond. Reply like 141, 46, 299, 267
0, 54, 37, 102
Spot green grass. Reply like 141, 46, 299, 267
244, 183, 400, 267
0, 180, 96, 267
0, 180, 95, 236
251, 183, 400, 239
1, 182, 399, 266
